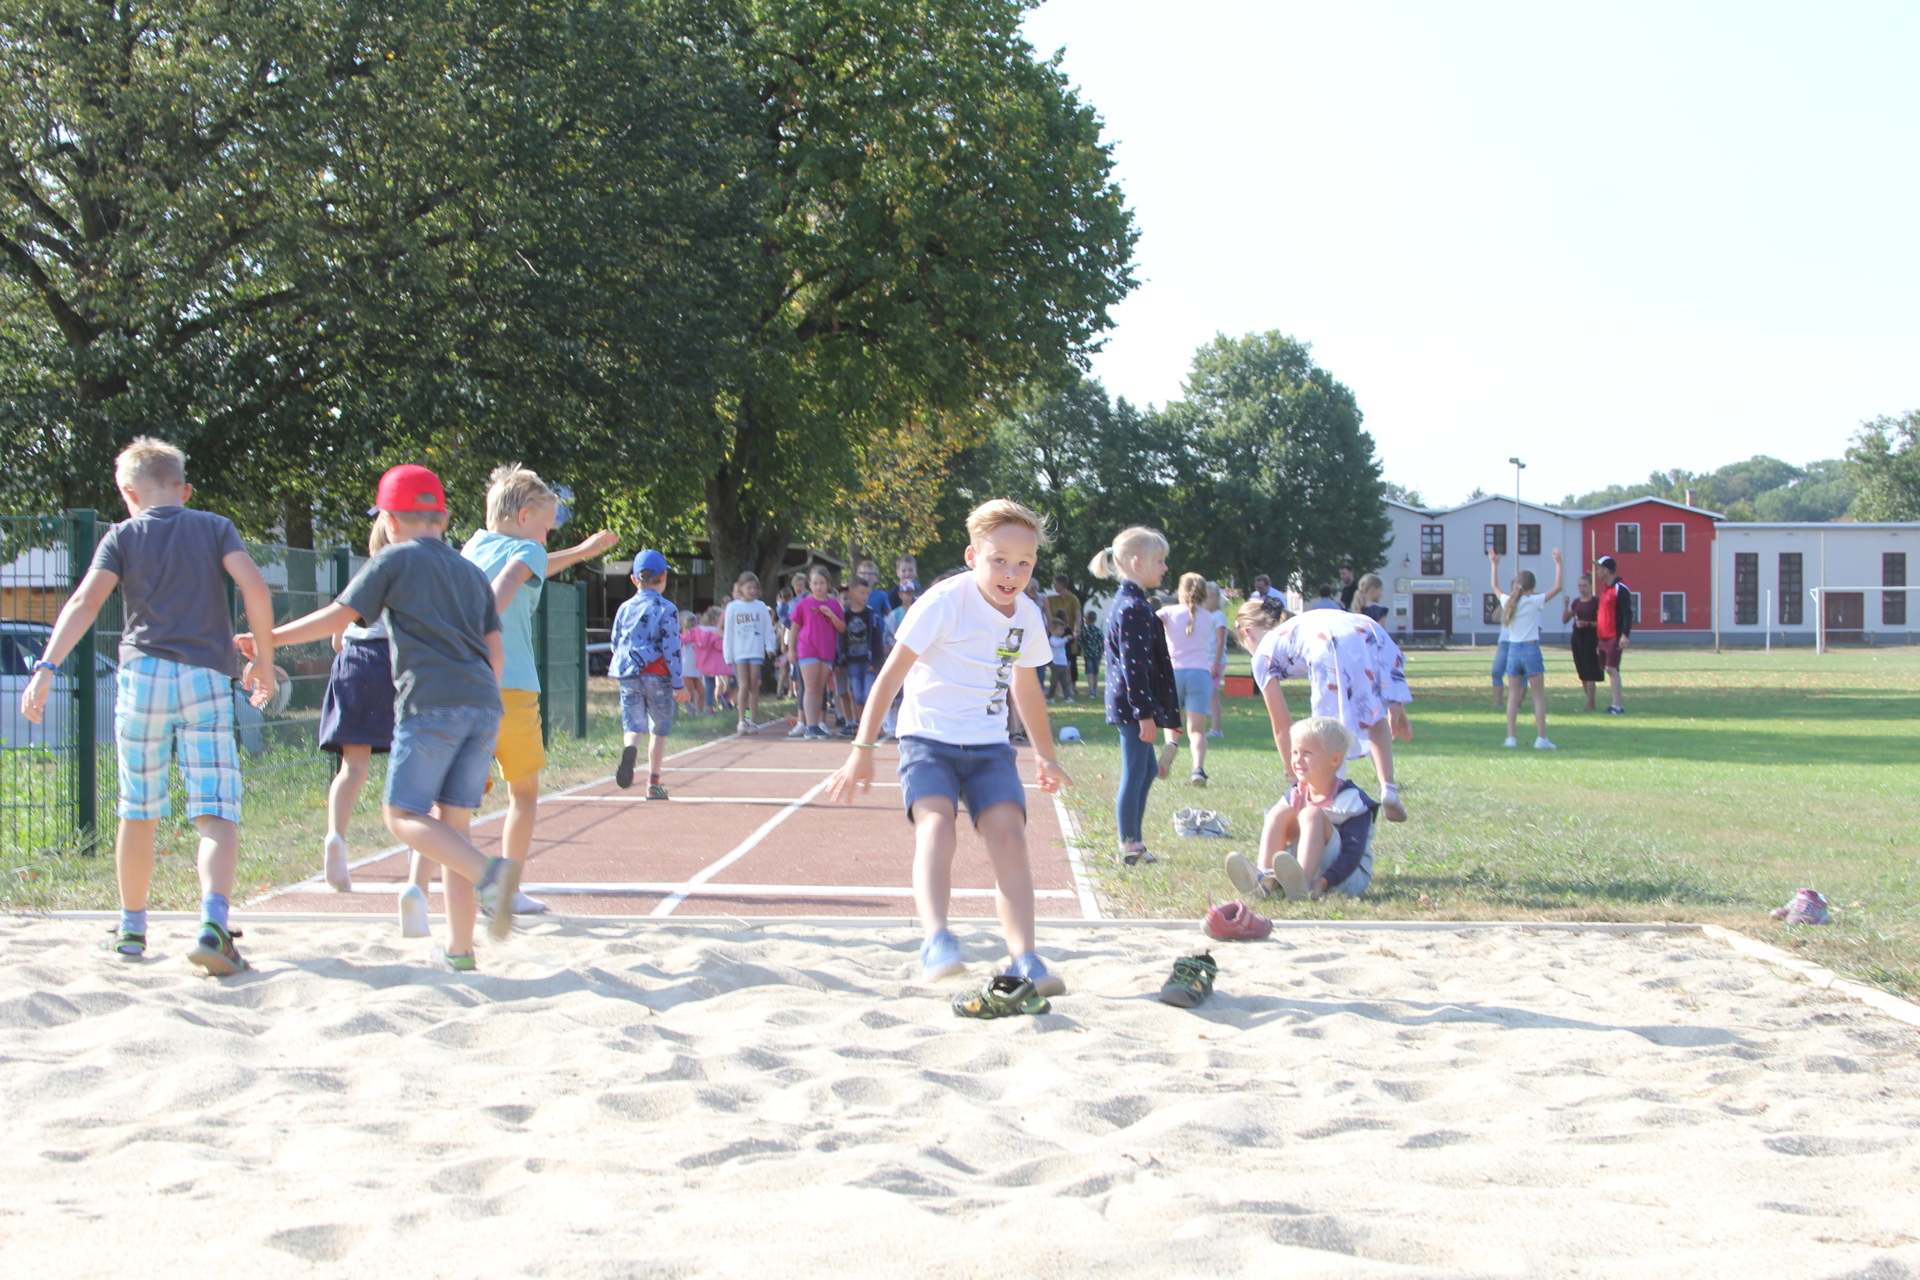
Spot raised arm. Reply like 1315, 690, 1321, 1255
1543, 547, 1565, 602
1488, 549, 1503, 595
548, 529, 619, 575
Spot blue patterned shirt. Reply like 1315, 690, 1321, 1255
610, 587, 682, 681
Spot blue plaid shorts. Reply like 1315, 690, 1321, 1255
115, 656, 241, 823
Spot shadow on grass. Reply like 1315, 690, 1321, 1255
1368, 870, 1749, 909
1404, 721, 1920, 767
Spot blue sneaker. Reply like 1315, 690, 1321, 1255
919, 931, 967, 982
1007, 950, 1066, 998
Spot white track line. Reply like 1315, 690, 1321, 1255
329, 882, 1077, 900
1051, 793, 1103, 921
649, 778, 833, 917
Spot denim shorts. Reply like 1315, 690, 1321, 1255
896, 735, 1026, 825
619, 674, 676, 736
1174, 667, 1213, 714
1502, 640, 1546, 680
386, 704, 502, 815
843, 659, 874, 703
1490, 639, 1510, 689
115, 656, 241, 823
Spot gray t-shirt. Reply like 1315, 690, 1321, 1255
336, 537, 502, 719
90, 506, 245, 676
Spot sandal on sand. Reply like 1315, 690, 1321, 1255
952, 975, 1050, 1018
105, 929, 146, 961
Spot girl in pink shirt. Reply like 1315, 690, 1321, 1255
786, 566, 846, 739
692, 606, 731, 712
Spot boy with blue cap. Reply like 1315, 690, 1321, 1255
610, 549, 689, 797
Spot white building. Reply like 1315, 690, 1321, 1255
1712, 523, 1920, 646
1376, 495, 1588, 643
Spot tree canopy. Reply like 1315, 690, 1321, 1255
1846, 410, 1920, 522
1558, 454, 1856, 522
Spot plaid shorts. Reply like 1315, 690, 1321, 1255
115, 656, 241, 823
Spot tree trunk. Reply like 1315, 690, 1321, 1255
703, 407, 796, 597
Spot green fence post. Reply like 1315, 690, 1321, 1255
535, 581, 552, 747
575, 581, 588, 738
67, 509, 98, 848
332, 545, 351, 598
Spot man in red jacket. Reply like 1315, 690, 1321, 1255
1595, 555, 1633, 714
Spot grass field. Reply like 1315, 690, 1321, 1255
0, 680, 766, 915
1048, 645, 1920, 997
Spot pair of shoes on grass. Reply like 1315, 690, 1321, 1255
1173, 807, 1227, 838
1770, 888, 1830, 925
1502, 737, 1557, 750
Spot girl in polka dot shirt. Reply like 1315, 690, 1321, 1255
1091, 526, 1180, 866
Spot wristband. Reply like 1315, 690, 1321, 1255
851, 742, 878, 750
31, 660, 58, 673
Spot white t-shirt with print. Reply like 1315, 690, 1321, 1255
893, 574, 1053, 745
1497, 592, 1546, 644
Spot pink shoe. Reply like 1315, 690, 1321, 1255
1770, 889, 1830, 926
1205, 900, 1273, 941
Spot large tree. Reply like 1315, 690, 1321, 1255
702, 0, 1137, 587
1846, 410, 1920, 522
0, 0, 757, 543
1154, 331, 1389, 591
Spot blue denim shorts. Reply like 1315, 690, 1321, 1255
843, 659, 874, 703
896, 735, 1026, 825
1502, 640, 1546, 679
386, 704, 502, 815
1490, 639, 1510, 688
1174, 667, 1213, 714
619, 674, 676, 736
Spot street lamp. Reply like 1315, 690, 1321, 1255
1508, 457, 1526, 557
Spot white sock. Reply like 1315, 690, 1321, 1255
1382, 783, 1398, 801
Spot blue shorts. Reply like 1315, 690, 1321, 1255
386, 704, 501, 815
115, 656, 241, 823
796, 656, 828, 669
1490, 639, 1509, 688
1174, 667, 1212, 715
843, 659, 874, 703
1502, 640, 1546, 680
619, 674, 676, 736
896, 735, 1026, 825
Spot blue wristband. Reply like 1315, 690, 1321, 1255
31, 660, 58, 673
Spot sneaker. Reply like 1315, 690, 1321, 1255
1118, 845, 1158, 867
1193, 811, 1229, 838
398, 884, 432, 938
513, 890, 548, 915
1266, 854, 1310, 901
1770, 888, 1831, 926
475, 857, 523, 942
786, 721, 809, 739
1605, 705, 1625, 716
919, 930, 967, 982
1502, 736, 1519, 748
1172, 807, 1202, 837
738, 720, 751, 736
1381, 792, 1408, 823
646, 782, 669, 801
186, 922, 248, 977
323, 833, 352, 892
1534, 737, 1556, 750
615, 745, 638, 788
1206, 730, 1224, 739
1160, 951, 1219, 1006
438, 950, 478, 973
1205, 901, 1273, 942
1007, 950, 1067, 998
807, 725, 832, 741
1224, 851, 1270, 899
837, 724, 857, 738
1190, 768, 1208, 788
1156, 739, 1181, 779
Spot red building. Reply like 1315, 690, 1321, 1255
1576, 498, 1719, 633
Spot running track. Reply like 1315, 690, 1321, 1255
256, 730, 1101, 920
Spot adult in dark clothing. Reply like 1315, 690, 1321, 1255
1594, 555, 1633, 714
1338, 565, 1358, 610
1563, 573, 1602, 711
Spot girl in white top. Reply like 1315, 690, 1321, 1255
722, 572, 776, 734
1490, 547, 1564, 750
1204, 582, 1230, 738
1156, 572, 1227, 785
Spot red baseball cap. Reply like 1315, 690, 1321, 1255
370, 464, 448, 515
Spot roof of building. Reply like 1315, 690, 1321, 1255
1716, 521, 1920, 531
1577, 495, 1726, 520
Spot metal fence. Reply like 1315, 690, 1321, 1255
1, 512, 589, 855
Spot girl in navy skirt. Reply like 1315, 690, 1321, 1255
1090, 526, 1180, 866
315, 519, 396, 892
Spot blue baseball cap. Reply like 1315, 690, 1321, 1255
634, 549, 673, 577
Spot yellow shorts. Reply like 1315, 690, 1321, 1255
494, 688, 547, 784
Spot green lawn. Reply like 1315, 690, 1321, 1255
1047, 646, 1920, 997
0, 680, 772, 914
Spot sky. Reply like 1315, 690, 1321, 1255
1019, 1, 1920, 509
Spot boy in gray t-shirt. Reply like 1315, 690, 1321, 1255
252, 464, 522, 966
19, 438, 277, 976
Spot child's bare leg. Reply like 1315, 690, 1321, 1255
327, 746, 372, 839
1364, 717, 1395, 787
648, 732, 668, 778
436, 805, 477, 957
383, 806, 491, 883
976, 802, 1036, 959
1608, 666, 1623, 710
1209, 685, 1223, 734
1582, 679, 1596, 711
502, 775, 539, 863
1258, 806, 1301, 874
408, 849, 435, 891
1505, 677, 1524, 738
735, 663, 757, 720
192, 815, 239, 903
1530, 677, 1548, 738
802, 662, 826, 727
115, 817, 160, 912
1297, 806, 1332, 891
911, 798, 960, 939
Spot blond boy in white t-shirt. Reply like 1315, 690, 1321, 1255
827, 500, 1072, 998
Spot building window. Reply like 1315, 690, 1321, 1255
1660, 592, 1686, 624
1660, 523, 1685, 553
1420, 525, 1444, 576
1483, 524, 1506, 555
1627, 592, 1641, 626
1885, 552, 1907, 626
1779, 553, 1803, 625
1734, 552, 1758, 626
1483, 593, 1501, 625
1518, 524, 1541, 556
1615, 523, 1640, 554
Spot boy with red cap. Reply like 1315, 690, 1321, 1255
248, 463, 523, 965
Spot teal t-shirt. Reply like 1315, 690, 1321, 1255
461, 529, 548, 692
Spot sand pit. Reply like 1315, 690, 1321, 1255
3, 915, 1918, 1278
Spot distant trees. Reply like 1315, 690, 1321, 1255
1846, 410, 1920, 522
1560, 455, 1857, 523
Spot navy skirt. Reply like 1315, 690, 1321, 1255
317, 639, 396, 753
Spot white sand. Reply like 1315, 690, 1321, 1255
3, 916, 1918, 1278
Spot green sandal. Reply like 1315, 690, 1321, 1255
952, 975, 1050, 1019
186, 923, 248, 977
104, 930, 146, 961
1159, 951, 1218, 1008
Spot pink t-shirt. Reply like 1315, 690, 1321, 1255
1158, 605, 1219, 672
691, 625, 729, 677
790, 595, 844, 662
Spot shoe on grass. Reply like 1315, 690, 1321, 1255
1381, 794, 1408, 823
1605, 705, 1625, 715
1190, 768, 1208, 788
1534, 737, 1556, 750
1502, 736, 1519, 748
920, 930, 968, 982
1205, 900, 1272, 942
1007, 950, 1066, 998
1193, 810, 1229, 838
1206, 729, 1224, 739
187, 922, 248, 977
1225, 851, 1270, 899
615, 745, 638, 788
1771, 888, 1830, 926
1159, 951, 1219, 1007
646, 782, 670, 801
475, 857, 522, 942
398, 884, 431, 938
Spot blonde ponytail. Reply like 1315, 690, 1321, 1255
1501, 569, 1537, 628
1177, 571, 1207, 634
1087, 547, 1119, 580
1089, 526, 1171, 583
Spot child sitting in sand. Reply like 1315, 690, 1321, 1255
825, 499, 1071, 1001
1226, 716, 1378, 901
